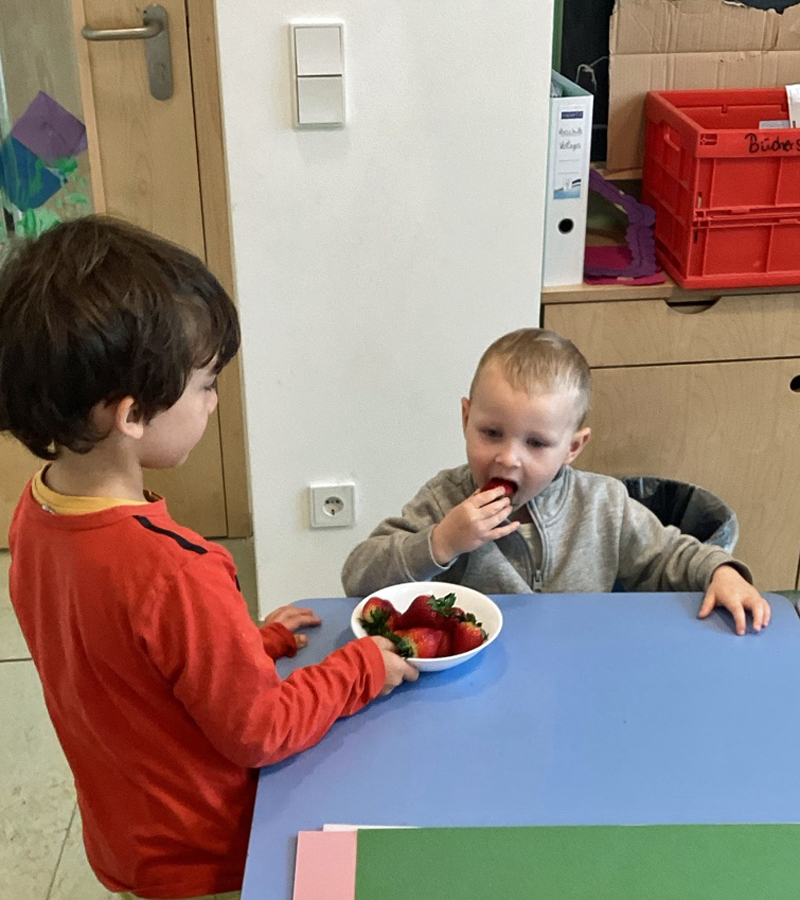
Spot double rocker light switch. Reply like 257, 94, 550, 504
291, 24, 344, 128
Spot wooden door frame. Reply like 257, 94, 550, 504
71, 0, 251, 537
186, 0, 251, 537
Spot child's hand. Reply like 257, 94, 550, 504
431, 486, 520, 565
697, 565, 771, 636
263, 605, 321, 650
369, 636, 420, 695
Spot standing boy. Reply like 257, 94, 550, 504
342, 328, 769, 636
0, 216, 417, 900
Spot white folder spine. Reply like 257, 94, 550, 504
542, 72, 594, 288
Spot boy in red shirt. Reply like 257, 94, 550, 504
0, 217, 417, 900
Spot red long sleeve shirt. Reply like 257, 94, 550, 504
9, 482, 384, 898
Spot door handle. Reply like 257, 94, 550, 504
81, 5, 173, 101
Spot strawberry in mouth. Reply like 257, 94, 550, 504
481, 477, 517, 498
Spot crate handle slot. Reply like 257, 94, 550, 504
664, 297, 720, 314
662, 123, 681, 152
791, 376, 800, 393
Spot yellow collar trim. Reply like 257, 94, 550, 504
32, 467, 157, 515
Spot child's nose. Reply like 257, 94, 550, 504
495, 441, 518, 467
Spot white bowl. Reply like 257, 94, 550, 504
350, 581, 503, 672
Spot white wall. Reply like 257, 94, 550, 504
214, 2, 553, 614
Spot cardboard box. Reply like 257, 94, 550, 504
608, 0, 800, 173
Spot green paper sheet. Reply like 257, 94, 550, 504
355, 824, 800, 899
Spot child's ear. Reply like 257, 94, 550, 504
565, 427, 591, 465
114, 397, 145, 440
461, 397, 471, 434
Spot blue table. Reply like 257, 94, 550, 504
243, 592, 800, 900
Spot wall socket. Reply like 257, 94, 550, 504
309, 482, 355, 528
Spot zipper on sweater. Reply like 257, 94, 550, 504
527, 501, 548, 592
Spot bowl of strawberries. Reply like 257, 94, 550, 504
350, 581, 502, 672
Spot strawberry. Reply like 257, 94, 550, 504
399, 592, 457, 629
451, 618, 487, 655
391, 627, 444, 659
359, 597, 401, 635
481, 477, 516, 498
436, 629, 453, 658
445, 606, 481, 632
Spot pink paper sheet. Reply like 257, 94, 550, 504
292, 830, 357, 900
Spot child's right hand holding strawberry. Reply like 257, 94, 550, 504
431, 485, 520, 566
370, 636, 419, 694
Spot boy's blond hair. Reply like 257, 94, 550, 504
470, 328, 592, 426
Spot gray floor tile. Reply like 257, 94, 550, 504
0, 659, 75, 899
0, 550, 30, 661
48, 804, 116, 900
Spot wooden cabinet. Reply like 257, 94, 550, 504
543, 290, 800, 590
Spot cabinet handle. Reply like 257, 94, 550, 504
664, 297, 720, 315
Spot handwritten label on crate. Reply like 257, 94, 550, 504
745, 132, 800, 154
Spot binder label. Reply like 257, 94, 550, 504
552, 108, 586, 200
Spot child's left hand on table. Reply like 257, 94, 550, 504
697, 564, 771, 636
263, 605, 322, 650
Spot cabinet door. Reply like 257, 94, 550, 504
545, 294, 800, 367
577, 359, 800, 591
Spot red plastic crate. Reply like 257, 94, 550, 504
642, 88, 800, 289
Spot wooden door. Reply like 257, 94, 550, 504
578, 359, 800, 591
73, 0, 227, 534
0, 0, 249, 541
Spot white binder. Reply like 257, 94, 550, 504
542, 72, 594, 287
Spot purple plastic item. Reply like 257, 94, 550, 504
584, 246, 665, 285
11, 92, 87, 164
584, 168, 659, 280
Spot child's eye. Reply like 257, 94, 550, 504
205, 378, 218, 392
526, 437, 546, 448
481, 428, 501, 439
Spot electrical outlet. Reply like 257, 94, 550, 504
309, 482, 355, 528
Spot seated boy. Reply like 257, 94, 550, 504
342, 328, 769, 636
0, 216, 418, 900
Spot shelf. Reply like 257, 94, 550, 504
591, 162, 642, 182
543, 165, 800, 304
542, 277, 677, 304
541, 277, 800, 305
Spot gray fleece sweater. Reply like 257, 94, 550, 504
341, 464, 751, 598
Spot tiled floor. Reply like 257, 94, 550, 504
0, 539, 258, 899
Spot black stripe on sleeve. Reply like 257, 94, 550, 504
133, 515, 208, 555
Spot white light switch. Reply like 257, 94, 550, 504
294, 25, 343, 76
297, 76, 344, 126
291, 23, 345, 128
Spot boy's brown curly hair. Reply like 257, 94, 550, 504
0, 215, 240, 459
